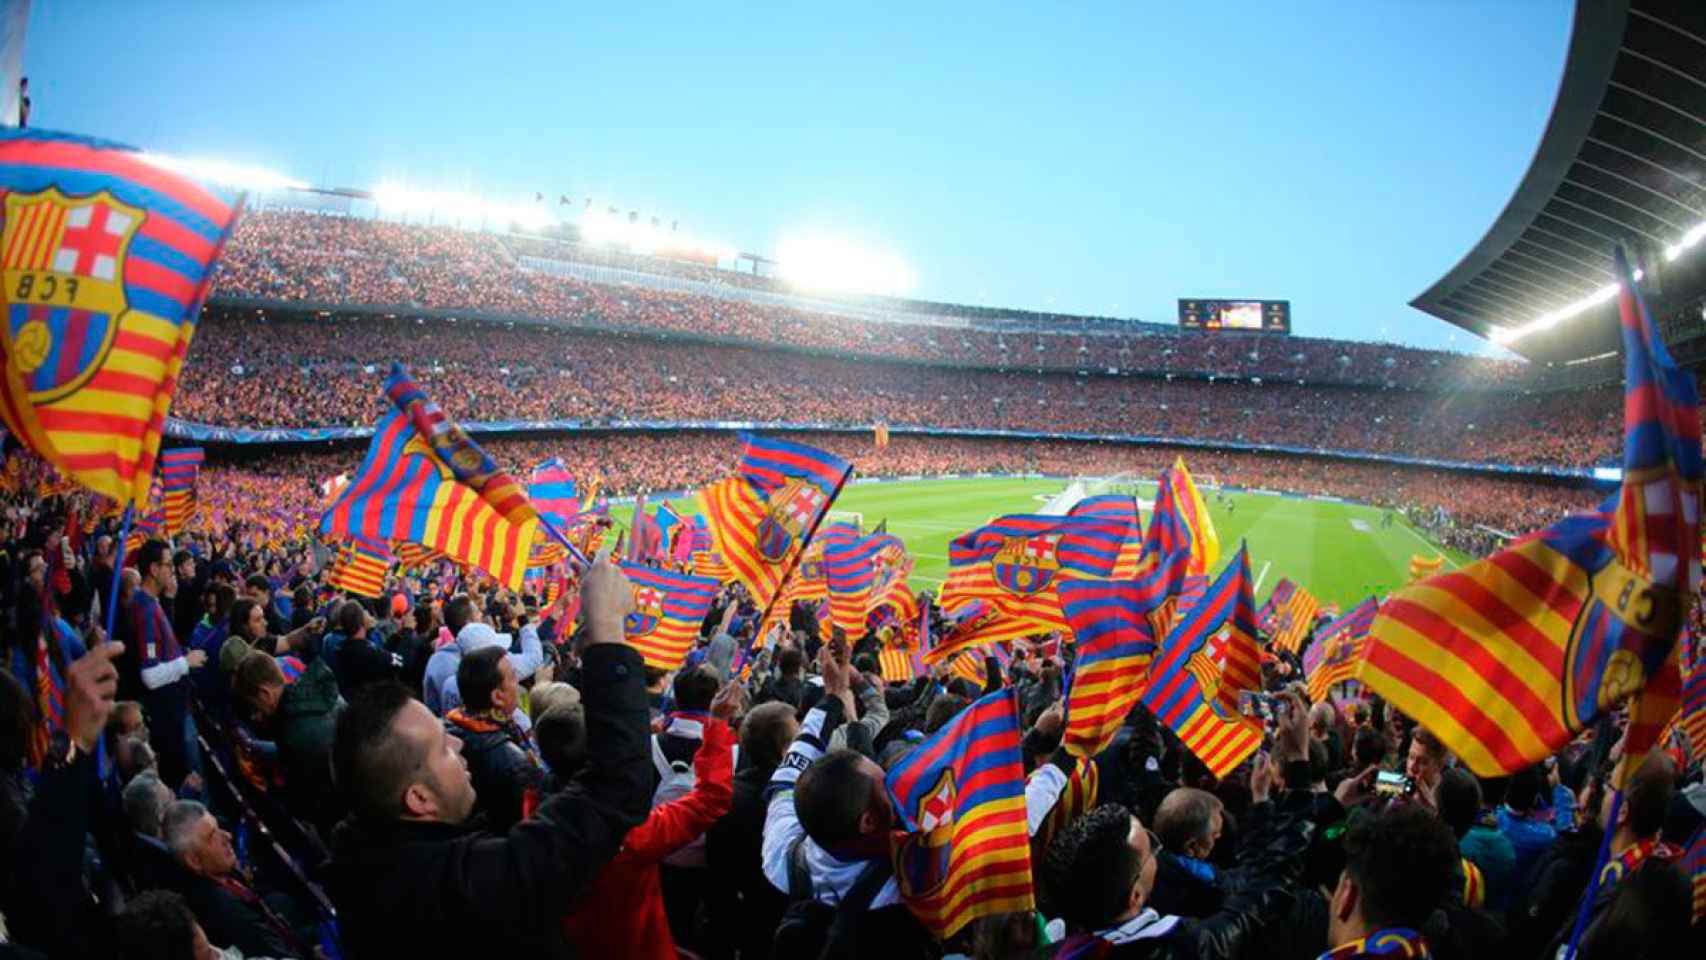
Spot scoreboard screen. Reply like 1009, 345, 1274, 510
1178, 299, 1291, 334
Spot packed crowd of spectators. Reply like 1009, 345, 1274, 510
210, 209, 1533, 390
0, 435, 1697, 960
175, 311, 1622, 468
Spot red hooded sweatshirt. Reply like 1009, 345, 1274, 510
562, 716, 734, 958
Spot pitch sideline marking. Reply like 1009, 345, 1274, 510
1396, 521, 1461, 570
1252, 560, 1271, 595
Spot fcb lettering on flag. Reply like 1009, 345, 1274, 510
321, 366, 541, 590
0, 130, 242, 507
158, 447, 204, 536
935, 513, 1127, 661
1269, 581, 1321, 655
1363, 248, 1699, 780
699, 433, 851, 612
1305, 596, 1379, 703
886, 689, 1033, 938
1140, 545, 1263, 777
327, 537, 392, 599
618, 561, 719, 671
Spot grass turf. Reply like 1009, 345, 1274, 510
616, 476, 1475, 611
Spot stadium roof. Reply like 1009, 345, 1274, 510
1411, 0, 1706, 363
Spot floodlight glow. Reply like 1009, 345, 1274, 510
373, 182, 551, 230
1592, 466, 1624, 482
577, 208, 731, 263
775, 232, 916, 296
139, 153, 308, 192
1495, 268, 1640, 345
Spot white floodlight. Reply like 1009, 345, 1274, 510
775, 231, 916, 296
139, 153, 308, 192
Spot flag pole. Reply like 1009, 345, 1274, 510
103, 503, 134, 641
755, 466, 853, 636
1563, 787, 1622, 959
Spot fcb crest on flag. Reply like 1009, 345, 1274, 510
626, 582, 666, 638
992, 534, 1061, 596
5, 188, 145, 403
756, 477, 831, 561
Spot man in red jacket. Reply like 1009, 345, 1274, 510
561, 681, 742, 959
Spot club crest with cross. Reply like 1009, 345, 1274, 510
895, 768, 957, 902
757, 477, 829, 562
625, 583, 666, 637
991, 533, 1061, 596
2, 188, 145, 403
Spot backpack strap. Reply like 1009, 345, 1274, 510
822, 855, 895, 959
786, 835, 815, 901
650, 734, 673, 781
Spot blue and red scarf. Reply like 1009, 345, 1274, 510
1319, 928, 1428, 960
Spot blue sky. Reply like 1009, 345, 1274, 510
27, 1, 1571, 352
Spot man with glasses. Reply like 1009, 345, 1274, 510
1040, 689, 1331, 958
126, 539, 206, 791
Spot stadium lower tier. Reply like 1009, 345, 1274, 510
177, 310, 1621, 469
95, 432, 1597, 559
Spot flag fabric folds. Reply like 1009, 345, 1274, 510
878, 645, 918, 683
1139, 545, 1263, 777
699, 433, 851, 612
158, 447, 205, 536
1268, 580, 1321, 655
1683, 824, 1705, 924
1069, 494, 1144, 578
824, 529, 904, 644
1167, 458, 1220, 578
935, 513, 1127, 661
617, 561, 719, 671
0, 130, 242, 506
886, 689, 1033, 938
1363, 249, 1699, 780
1675, 629, 1705, 764
327, 537, 392, 599
1305, 596, 1379, 703
1057, 564, 1178, 758
1257, 578, 1296, 635
321, 366, 541, 590
1409, 554, 1446, 582
528, 458, 580, 533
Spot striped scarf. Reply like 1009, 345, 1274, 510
1318, 928, 1429, 960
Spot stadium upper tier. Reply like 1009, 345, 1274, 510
210, 209, 1533, 390
179, 309, 1621, 469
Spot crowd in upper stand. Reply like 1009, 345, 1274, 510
175, 311, 1619, 469
210, 210, 1532, 390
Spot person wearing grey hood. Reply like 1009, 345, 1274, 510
423, 594, 542, 730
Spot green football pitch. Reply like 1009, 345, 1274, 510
618, 477, 1475, 611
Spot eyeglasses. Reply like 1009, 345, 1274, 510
1141, 827, 1163, 866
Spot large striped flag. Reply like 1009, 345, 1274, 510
327, 537, 392, 599
878, 643, 919, 683
1269, 581, 1321, 655
158, 447, 205, 536
1305, 596, 1379, 703
528, 458, 580, 533
390, 539, 443, 571
321, 365, 542, 590
0, 131, 241, 506
824, 529, 904, 644
700, 434, 851, 612
618, 561, 719, 670
886, 689, 1033, 938
1167, 458, 1220, 578
1056, 534, 1192, 758
1140, 545, 1263, 777
1363, 249, 1698, 780
1142, 468, 1202, 638
935, 514, 1127, 661
655, 501, 683, 556
1069, 494, 1144, 578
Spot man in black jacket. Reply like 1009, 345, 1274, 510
1039, 688, 1330, 959
323, 551, 649, 959
444, 645, 541, 831
162, 799, 310, 958
704, 700, 798, 959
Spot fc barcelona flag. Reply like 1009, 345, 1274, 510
1269, 581, 1321, 655
824, 529, 904, 644
0, 131, 241, 506
1167, 458, 1220, 578
1305, 596, 1378, 703
936, 514, 1126, 660
1363, 249, 1698, 779
617, 561, 719, 671
699, 433, 851, 612
886, 689, 1033, 938
527, 458, 580, 533
158, 447, 205, 536
1142, 468, 1202, 638
1678, 629, 1706, 763
1069, 494, 1144, 578
327, 537, 392, 599
1140, 546, 1263, 777
322, 366, 541, 590
1257, 578, 1296, 635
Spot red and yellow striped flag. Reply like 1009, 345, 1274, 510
1168, 458, 1220, 578
0, 132, 240, 507
326, 538, 392, 599
1269, 583, 1321, 655
618, 562, 720, 671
